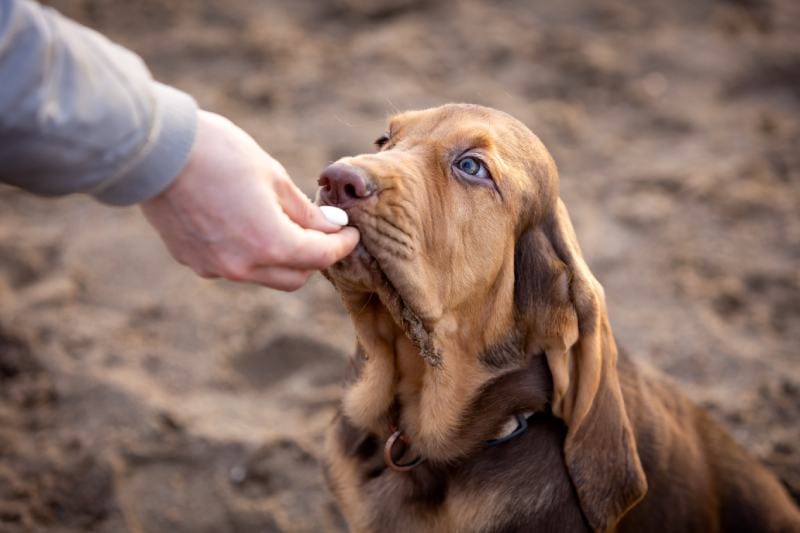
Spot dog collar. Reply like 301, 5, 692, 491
485, 411, 533, 447
383, 412, 533, 472
383, 429, 426, 472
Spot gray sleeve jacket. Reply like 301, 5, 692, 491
0, 0, 197, 206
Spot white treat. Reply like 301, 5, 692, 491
320, 205, 349, 226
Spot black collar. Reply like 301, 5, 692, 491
485, 412, 532, 447
384, 411, 537, 472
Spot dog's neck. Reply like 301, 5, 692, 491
338, 265, 524, 463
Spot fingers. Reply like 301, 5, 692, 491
277, 177, 342, 234
179, 254, 313, 292
278, 225, 360, 270
210, 223, 358, 284
157, 218, 356, 287
246, 266, 313, 291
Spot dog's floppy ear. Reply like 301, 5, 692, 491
515, 199, 647, 531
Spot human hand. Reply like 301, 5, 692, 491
140, 111, 359, 291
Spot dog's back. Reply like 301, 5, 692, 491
616, 353, 800, 532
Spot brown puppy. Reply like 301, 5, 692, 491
317, 104, 800, 532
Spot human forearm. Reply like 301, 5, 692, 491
0, 0, 196, 205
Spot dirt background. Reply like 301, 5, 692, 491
1, 0, 798, 531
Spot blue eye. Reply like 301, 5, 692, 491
457, 157, 481, 175
454, 155, 491, 182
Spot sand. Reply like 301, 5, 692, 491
1, 0, 798, 530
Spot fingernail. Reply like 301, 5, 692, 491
320, 205, 348, 226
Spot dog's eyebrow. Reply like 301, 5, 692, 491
464, 131, 494, 152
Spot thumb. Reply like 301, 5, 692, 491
276, 177, 342, 234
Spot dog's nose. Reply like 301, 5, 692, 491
317, 163, 374, 208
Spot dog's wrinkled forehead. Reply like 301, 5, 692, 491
386, 104, 559, 220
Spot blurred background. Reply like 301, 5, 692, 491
1, 0, 798, 530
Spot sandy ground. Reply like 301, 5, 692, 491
1, 0, 798, 530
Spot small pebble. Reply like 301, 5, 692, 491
320, 205, 348, 226
229, 465, 247, 484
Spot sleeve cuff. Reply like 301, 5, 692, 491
93, 83, 198, 206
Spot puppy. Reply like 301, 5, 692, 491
317, 104, 800, 532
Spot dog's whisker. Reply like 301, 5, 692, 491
355, 291, 376, 317
332, 113, 355, 128
384, 96, 399, 114
331, 113, 376, 130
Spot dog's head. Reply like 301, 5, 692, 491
319, 104, 646, 530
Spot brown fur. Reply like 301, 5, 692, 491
319, 104, 800, 532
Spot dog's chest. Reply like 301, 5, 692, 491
326, 414, 590, 532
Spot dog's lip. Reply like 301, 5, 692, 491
324, 205, 441, 366
315, 181, 417, 318
329, 207, 420, 316
329, 206, 378, 257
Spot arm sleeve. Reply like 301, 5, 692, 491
0, 0, 197, 206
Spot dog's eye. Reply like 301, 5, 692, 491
374, 133, 390, 148
457, 157, 481, 175
454, 156, 491, 181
